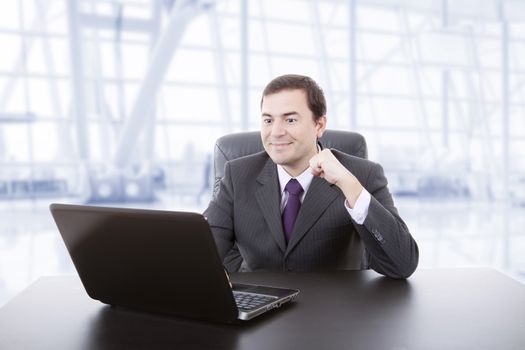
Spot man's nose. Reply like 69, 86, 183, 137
271, 119, 286, 136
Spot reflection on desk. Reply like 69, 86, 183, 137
0, 268, 524, 350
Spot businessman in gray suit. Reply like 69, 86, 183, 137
204, 74, 418, 278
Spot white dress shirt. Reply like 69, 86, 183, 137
277, 165, 371, 225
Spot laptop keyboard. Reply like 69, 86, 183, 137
233, 291, 277, 311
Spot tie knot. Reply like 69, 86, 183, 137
285, 178, 303, 196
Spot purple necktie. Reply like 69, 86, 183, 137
282, 179, 304, 243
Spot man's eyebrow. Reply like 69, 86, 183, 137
261, 111, 299, 118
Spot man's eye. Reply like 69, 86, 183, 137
262, 118, 272, 124
286, 118, 297, 124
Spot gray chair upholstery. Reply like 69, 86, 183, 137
213, 129, 368, 195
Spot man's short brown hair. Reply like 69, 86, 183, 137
261, 74, 326, 121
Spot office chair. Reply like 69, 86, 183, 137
211, 129, 368, 272
212, 129, 367, 196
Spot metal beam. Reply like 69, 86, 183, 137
80, 14, 154, 33
499, 0, 511, 272
240, 0, 249, 130
441, 0, 449, 148
67, 0, 90, 161
501, 10, 510, 201
309, 0, 336, 122
259, 1, 274, 78
0, 112, 37, 122
34, 0, 66, 123
349, 0, 357, 130
114, 0, 213, 168
209, 7, 232, 132
356, 18, 433, 87
114, 3, 127, 126
465, 27, 497, 200
0, 0, 53, 111
143, 0, 164, 163
399, 7, 437, 164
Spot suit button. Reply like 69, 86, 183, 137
371, 229, 385, 243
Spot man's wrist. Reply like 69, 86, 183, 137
336, 172, 363, 208
344, 189, 371, 224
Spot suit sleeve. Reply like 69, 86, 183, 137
203, 162, 244, 272
353, 162, 419, 279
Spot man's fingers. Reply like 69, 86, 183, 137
310, 166, 321, 176
309, 155, 320, 169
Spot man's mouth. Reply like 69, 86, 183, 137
270, 142, 292, 147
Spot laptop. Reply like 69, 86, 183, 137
49, 203, 299, 323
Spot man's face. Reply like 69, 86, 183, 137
260, 89, 326, 176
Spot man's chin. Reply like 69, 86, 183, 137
267, 154, 289, 166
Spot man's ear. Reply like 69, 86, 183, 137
316, 116, 327, 138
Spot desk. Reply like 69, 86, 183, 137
0, 268, 524, 350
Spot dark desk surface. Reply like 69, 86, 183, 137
0, 268, 524, 350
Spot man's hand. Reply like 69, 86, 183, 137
309, 149, 364, 208
309, 149, 349, 185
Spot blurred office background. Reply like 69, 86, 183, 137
1, 0, 524, 306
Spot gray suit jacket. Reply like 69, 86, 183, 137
204, 149, 418, 278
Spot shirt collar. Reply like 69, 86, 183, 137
277, 165, 314, 195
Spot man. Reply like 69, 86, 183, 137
204, 74, 418, 278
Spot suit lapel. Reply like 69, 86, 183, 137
254, 158, 287, 253
286, 176, 340, 254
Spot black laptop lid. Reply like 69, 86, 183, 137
50, 203, 239, 322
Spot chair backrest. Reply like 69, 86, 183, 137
213, 130, 367, 195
